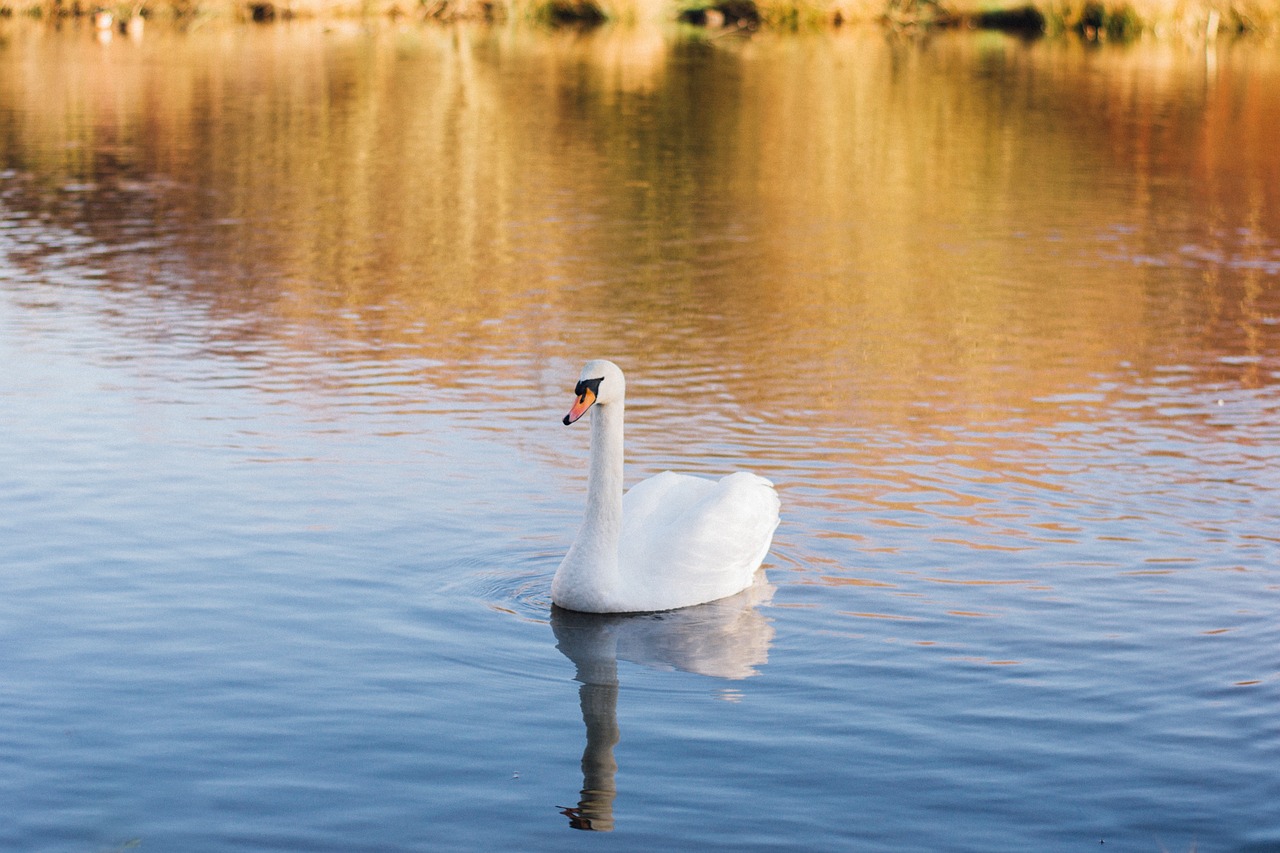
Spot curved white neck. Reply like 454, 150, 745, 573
585, 400, 624, 541
553, 399, 625, 611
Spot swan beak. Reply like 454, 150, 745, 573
563, 387, 596, 425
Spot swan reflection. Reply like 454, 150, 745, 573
550, 575, 775, 831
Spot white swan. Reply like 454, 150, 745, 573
552, 359, 780, 614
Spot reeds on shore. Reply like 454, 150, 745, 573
0, 0, 1272, 39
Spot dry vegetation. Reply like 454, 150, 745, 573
1, 0, 1274, 38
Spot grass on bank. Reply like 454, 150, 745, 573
0, 0, 1272, 38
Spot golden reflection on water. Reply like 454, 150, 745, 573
1, 23, 1277, 574
3, 23, 1275, 408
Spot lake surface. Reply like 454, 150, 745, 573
2, 19, 1278, 852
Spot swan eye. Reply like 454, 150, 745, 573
574, 377, 603, 398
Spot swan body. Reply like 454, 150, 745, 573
553, 359, 780, 614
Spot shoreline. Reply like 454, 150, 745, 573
0, 0, 1272, 38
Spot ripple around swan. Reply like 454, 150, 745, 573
441, 562, 558, 624
431, 546, 783, 688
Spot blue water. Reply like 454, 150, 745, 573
3, 23, 1280, 853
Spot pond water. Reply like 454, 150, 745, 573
1, 19, 1278, 852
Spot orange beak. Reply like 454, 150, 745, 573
563, 386, 597, 425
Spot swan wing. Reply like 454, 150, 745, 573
618, 471, 780, 611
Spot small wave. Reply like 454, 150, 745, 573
437, 558, 556, 623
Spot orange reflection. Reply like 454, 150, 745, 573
2, 23, 1275, 422
839, 611, 919, 621
1, 23, 1276, 599
819, 576, 897, 588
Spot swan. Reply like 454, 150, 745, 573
552, 359, 780, 614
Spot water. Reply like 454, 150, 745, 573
2, 20, 1279, 852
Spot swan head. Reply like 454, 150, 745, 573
563, 359, 625, 425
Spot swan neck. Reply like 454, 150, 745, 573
586, 401, 624, 525
553, 398, 625, 612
